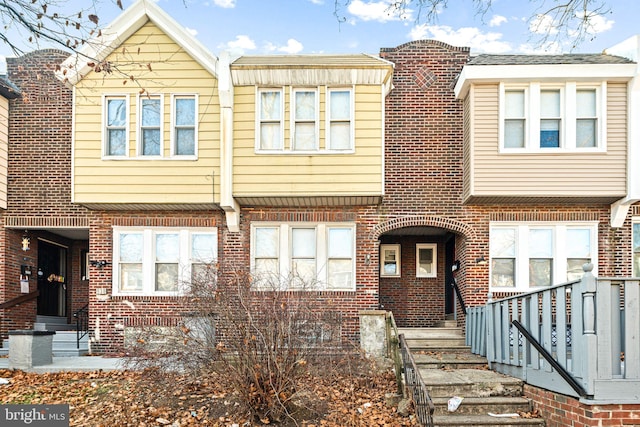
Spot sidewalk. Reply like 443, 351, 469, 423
0, 356, 126, 373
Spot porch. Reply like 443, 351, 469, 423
466, 264, 640, 403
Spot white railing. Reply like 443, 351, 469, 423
466, 265, 640, 402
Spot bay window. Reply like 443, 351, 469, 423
113, 227, 218, 295
500, 82, 604, 151
490, 223, 597, 291
251, 223, 355, 291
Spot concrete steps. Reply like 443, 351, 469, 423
0, 316, 89, 357
400, 325, 544, 427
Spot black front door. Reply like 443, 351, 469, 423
37, 240, 67, 316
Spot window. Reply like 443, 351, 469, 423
139, 96, 162, 156
490, 223, 596, 291
172, 95, 197, 156
292, 90, 317, 151
501, 83, 603, 151
380, 244, 400, 277
540, 89, 561, 148
576, 89, 597, 148
327, 89, 353, 150
416, 243, 437, 278
105, 96, 128, 156
633, 223, 640, 277
258, 89, 283, 150
251, 223, 355, 290
113, 227, 218, 295
504, 90, 525, 148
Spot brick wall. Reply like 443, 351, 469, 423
0, 50, 92, 338
525, 385, 640, 427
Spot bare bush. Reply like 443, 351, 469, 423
127, 264, 351, 424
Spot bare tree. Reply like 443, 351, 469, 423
0, 0, 123, 56
335, 0, 613, 49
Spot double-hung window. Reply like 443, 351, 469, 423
139, 95, 162, 156
501, 83, 603, 151
327, 89, 353, 150
172, 95, 197, 156
258, 89, 283, 150
416, 244, 437, 278
104, 96, 128, 157
251, 223, 355, 291
490, 223, 596, 291
292, 89, 318, 151
540, 89, 561, 148
113, 227, 218, 295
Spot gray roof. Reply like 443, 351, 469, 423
467, 54, 634, 65
232, 54, 392, 69
0, 75, 20, 99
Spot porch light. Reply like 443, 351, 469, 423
475, 256, 488, 266
21, 231, 30, 251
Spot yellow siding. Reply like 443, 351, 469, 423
0, 97, 7, 209
469, 83, 627, 199
73, 21, 220, 206
232, 85, 384, 197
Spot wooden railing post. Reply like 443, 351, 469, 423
581, 263, 597, 397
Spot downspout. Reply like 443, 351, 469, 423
217, 51, 240, 232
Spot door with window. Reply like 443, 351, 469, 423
37, 240, 68, 316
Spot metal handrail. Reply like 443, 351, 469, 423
512, 319, 588, 398
385, 311, 403, 394
399, 333, 435, 427
73, 304, 89, 349
451, 278, 467, 315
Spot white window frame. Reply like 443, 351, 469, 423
170, 94, 198, 159
326, 87, 355, 152
489, 222, 598, 292
112, 227, 218, 296
380, 244, 401, 277
633, 218, 640, 277
250, 222, 356, 291
416, 243, 437, 278
499, 82, 606, 153
137, 94, 164, 158
291, 88, 319, 151
256, 87, 284, 152
102, 94, 130, 159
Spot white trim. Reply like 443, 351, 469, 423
380, 244, 401, 277
136, 93, 164, 158
416, 243, 437, 278
112, 226, 218, 296
102, 93, 130, 159
170, 93, 199, 159
489, 221, 598, 292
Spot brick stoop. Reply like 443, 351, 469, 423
401, 327, 545, 427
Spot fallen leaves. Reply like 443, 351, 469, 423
0, 363, 415, 426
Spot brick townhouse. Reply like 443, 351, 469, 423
1, 0, 639, 359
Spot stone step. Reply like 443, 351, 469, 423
413, 351, 488, 369
433, 414, 545, 426
409, 344, 472, 354
405, 337, 467, 348
36, 315, 69, 325
432, 396, 532, 416
398, 327, 464, 338
420, 368, 523, 398
0, 332, 89, 357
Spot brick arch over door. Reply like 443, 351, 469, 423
372, 215, 477, 328
370, 215, 476, 242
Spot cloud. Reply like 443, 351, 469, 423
409, 24, 511, 53
529, 14, 559, 35
489, 15, 507, 27
211, 0, 235, 8
347, 0, 411, 23
265, 39, 304, 54
308, 0, 324, 4
517, 41, 563, 54
185, 27, 198, 37
579, 11, 614, 34
219, 35, 256, 56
